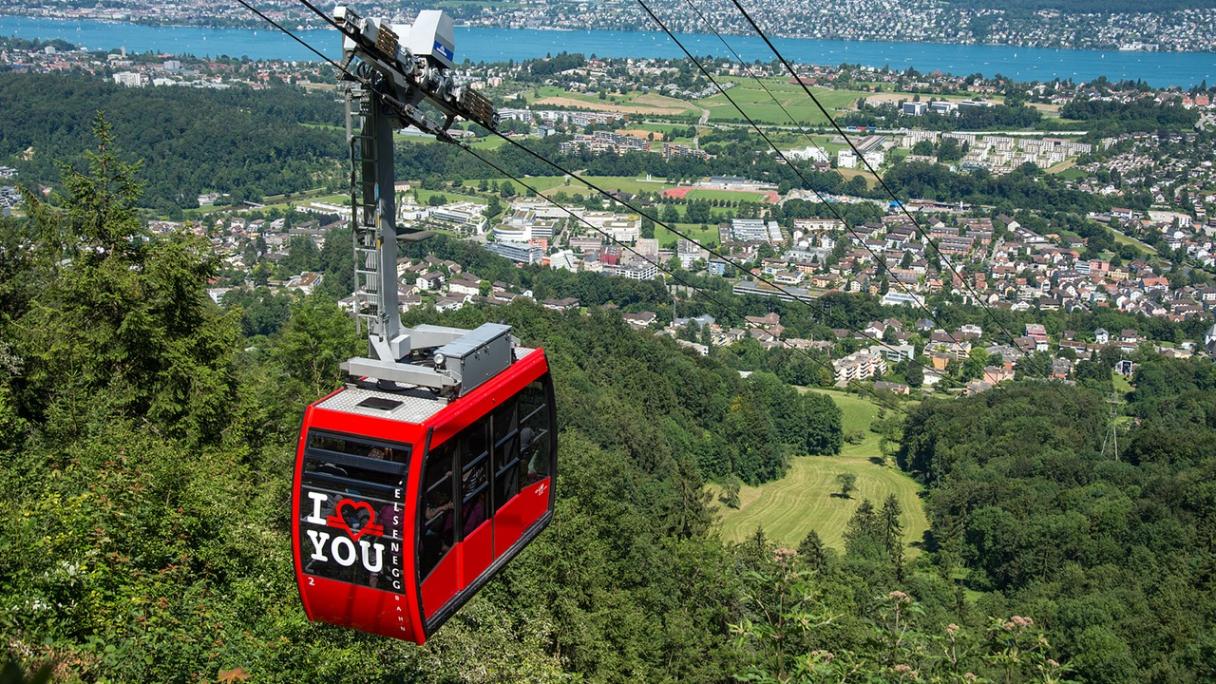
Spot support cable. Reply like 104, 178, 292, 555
456, 142, 845, 380
640, 0, 964, 344
237, 0, 971, 390
720, 0, 1024, 347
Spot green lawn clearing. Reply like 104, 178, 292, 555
655, 222, 720, 248
699, 77, 867, 126
708, 388, 929, 555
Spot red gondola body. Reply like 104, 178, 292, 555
292, 347, 556, 643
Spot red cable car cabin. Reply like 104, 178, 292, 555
292, 345, 556, 644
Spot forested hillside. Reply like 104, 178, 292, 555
0, 73, 344, 213
3, 124, 1216, 682
900, 378, 1216, 682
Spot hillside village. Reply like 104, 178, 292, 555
169, 169, 1216, 398
8, 41, 1216, 397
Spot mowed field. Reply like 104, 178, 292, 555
655, 222, 721, 247
708, 388, 930, 554
528, 86, 702, 118
699, 77, 868, 126
538, 175, 673, 198
835, 167, 879, 188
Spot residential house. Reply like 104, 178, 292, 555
623, 311, 658, 328
542, 297, 580, 312
415, 271, 444, 291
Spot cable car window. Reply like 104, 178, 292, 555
299, 431, 409, 594
460, 420, 491, 537
492, 398, 520, 513
519, 382, 552, 483
308, 432, 407, 465
419, 444, 454, 580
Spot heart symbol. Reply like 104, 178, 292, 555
328, 499, 380, 541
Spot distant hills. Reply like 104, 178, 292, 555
946, 0, 1216, 11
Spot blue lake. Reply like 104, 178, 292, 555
3, 14, 1214, 87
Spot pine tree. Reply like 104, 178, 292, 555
798, 529, 827, 572
844, 499, 884, 561
881, 494, 905, 579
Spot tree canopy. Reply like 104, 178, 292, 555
2, 120, 1214, 683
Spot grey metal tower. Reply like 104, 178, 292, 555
331, 6, 508, 397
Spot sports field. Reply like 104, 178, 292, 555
664, 187, 772, 203
459, 175, 671, 198
708, 388, 930, 554
698, 77, 868, 126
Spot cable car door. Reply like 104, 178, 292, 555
457, 421, 493, 588
493, 381, 554, 557
418, 441, 458, 620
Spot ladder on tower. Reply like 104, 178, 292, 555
347, 83, 386, 336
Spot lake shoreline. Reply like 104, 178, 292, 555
2, 14, 1213, 87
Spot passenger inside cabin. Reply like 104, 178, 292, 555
520, 426, 541, 483
461, 465, 487, 533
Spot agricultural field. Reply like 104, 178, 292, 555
859, 91, 995, 107
835, 167, 879, 188
698, 77, 868, 126
526, 86, 701, 119
620, 121, 701, 143
708, 388, 930, 554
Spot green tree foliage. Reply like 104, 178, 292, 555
731, 535, 1067, 683
0, 74, 343, 212
719, 475, 742, 509
528, 52, 586, 76
0, 133, 760, 682
317, 225, 355, 298
743, 372, 843, 459
843, 499, 882, 555
899, 376, 1216, 681
11, 116, 240, 444
796, 529, 828, 572
4, 130, 1212, 684
1060, 97, 1201, 134
836, 472, 858, 498
277, 234, 322, 277
221, 287, 293, 337
885, 160, 1107, 214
